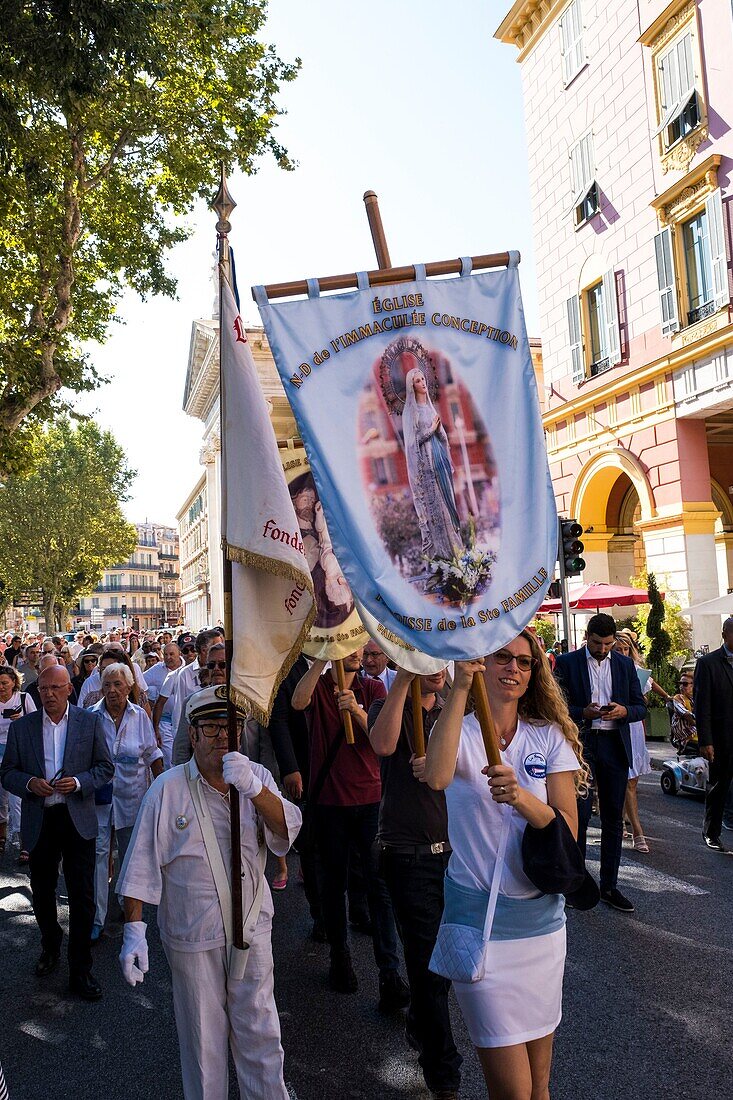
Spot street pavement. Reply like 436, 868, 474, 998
1, 768, 731, 1099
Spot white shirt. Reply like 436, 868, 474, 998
164, 661, 201, 733
144, 659, 179, 705
69, 642, 84, 660
118, 758, 302, 952
585, 648, 615, 729
377, 667, 398, 691
79, 663, 147, 709
42, 704, 73, 807
0, 690, 36, 746
446, 715, 579, 900
91, 699, 163, 828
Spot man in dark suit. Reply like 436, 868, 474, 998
554, 613, 647, 913
0, 664, 113, 999
693, 617, 733, 852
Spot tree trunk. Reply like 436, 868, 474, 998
42, 596, 56, 637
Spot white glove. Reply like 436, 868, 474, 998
120, 921, 149, 987
222, 751, 263, 799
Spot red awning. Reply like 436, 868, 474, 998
538, 583, 662, 614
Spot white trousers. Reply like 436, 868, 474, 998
94, 804, 113, 926
160, 717, 175, 771
164, 933, 289, 1100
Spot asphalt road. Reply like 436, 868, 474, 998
1, 769, 731, 1100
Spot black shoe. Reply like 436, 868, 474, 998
703, 833, 727, 852
310, 918, 328, 944
35, 950, 60, 978
378, 970, 410, 1014
431, 1092, 460, 1100
68, 971, 102, 1001
328, 953, 358, 994
405, 1022, 421, 1054
600, 888, 634, 913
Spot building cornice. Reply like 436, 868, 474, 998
495, 0, 567, 59
639, 0, 695, 47
651, 154, 721, 222
543, 318, 733, 429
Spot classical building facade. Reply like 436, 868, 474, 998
75, 523, 181, 632
178, 316, 296, 628
496, 0, 733, 646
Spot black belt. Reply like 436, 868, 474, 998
379, 841, 451, 857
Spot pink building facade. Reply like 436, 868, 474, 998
496, 0, 733, 647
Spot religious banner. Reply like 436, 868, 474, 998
254, 257, 556, 661
280, 443, 369, 661
220, 278, 315, 723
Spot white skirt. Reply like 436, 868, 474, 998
453, 925, 567, 1049
629, 720, 651, 779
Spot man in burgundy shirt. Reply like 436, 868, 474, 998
292, 650, 408, 1010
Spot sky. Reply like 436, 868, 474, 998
73, 0, 536, 527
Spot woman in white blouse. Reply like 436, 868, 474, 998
0, 664, 36, 861
425, 630, 588, 1100
89, 662, 163, 939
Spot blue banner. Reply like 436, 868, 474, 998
254, 258, 556, 661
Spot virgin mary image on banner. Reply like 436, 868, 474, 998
402, 364, 463, 561
359, 335, 501, 608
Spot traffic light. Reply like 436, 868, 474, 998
559, 518, 585, 578
121, 603, 128, 619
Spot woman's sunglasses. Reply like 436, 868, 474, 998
492, 649, 536, 672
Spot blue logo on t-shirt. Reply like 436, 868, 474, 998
524, 752, 547, 779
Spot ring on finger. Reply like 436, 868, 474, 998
498, 785, 506, 794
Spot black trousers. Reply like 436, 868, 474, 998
381, 847, 462, 1094
29, 805, 95, 975
577, 731, 629, 892
314, 803, 399, 974
704, 744, 733, 838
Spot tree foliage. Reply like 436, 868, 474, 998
0, 0, 298, 473
0, 418, 137, 629
629, 570, 692, 702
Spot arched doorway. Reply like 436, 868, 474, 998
570, 448, 655, 586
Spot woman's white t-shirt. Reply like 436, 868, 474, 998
0, 691, 37, 747
446, 713, 579, 900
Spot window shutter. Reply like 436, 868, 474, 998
706, 188, 729, 311
654, 227, 679, 335
602, 269, 621, 366
567, 295, 584, 383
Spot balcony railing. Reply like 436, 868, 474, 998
159, 552, 178, 560
589, 357, 611, 378
109, 562, 159, 571
687, 300, 716, 326
93, 584, 160, 594
160, 571, 180, 581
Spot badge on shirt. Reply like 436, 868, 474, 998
175, 814, 189, 830
524, 753, 547, 780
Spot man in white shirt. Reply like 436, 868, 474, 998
152, 629, 218, 748
119, 686, 301, 1100
0, 665, 113, 999
145, 642, 183, 768
362, 640, 398, 691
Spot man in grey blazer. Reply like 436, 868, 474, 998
0, 664, 113, 999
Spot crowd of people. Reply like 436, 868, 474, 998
0, 613, 728, 1099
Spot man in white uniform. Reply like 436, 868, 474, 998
118, 686, 301, 1100
145, 642, 183, 768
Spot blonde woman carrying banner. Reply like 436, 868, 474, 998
425, 631, 589, 1099
402, 367, 463, 561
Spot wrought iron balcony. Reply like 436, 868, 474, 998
687, 301, 716, 326
589, 357, 611, 378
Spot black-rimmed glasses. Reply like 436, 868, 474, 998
492, 649, 535, 672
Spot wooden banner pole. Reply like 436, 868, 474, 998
471, 670, 502, 768
334, 658, 355, 745
212, 164, 244, 950
361, 191, 426, 758
253, 250, 517, 302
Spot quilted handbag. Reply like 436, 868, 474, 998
429, 812, 510, 984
